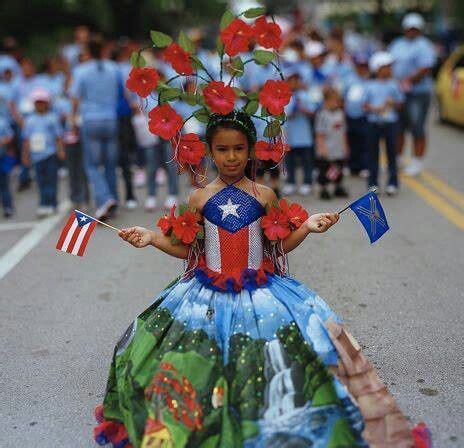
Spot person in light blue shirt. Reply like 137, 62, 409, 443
36, 57, 66, 100
282, 68, 317, 197
388, 12, 436, 175
22, 88, 65, 216
70, 37, 121, 220
364, 52, 404, 194
344, 54, 370, 176
0, 116, 14, 217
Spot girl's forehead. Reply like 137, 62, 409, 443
212, 128, 248, 144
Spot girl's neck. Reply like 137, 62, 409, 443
218, 174, 246, 186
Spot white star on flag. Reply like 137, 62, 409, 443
218, 198, 240, 220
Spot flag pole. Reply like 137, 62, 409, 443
75, 209, 122, 233
337, 188, 377, 215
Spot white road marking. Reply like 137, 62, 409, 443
0, 222, 36, 232
0, 200, 71, 280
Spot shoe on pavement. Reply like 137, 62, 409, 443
334, 185, 349, 198
134, 169, 146, 188
298, 184, 312, 196
403, 158, 423, 176
282, 183, 296, 196
320, 188, 331, 200
144, 196, 157, 212
163, 195, 177, 210
36, 206, 49, 218
3, 207, 14, 218
385, 185, 399, 196
125, 199, 138, 210
359, 169, 369, 179
95, 199, 118, 221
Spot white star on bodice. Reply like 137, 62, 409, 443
355, 195, 387, 236
218, 198, 241, 220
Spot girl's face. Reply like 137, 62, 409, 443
210, 128, 249, 179
377, 64, 392, 79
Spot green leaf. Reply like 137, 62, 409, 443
150, 30, 173, 48
216, 36, 224, 55
243, 7, 266, 18
170, 233, 180, 245
260, 106, 269, 117
196, 227, 205, 240
247, 92, 259, 101
244, 100, 259, 115
253, 50, 275, 65
159, 87, 182, 103
193, 108, 210, 124
190, 55, 205, 71
232, 87, 246, 97
230, 56, 244, 77
275, 111, 286, 121
220, 10, 235, 30
178, 204, 188, 215
263, 120, 281, 138
130, 52, 146, 68
178, 31, 195, 54
181, 92, 197, 106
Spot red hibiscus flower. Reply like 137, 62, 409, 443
259, 80, 292, 115
253, 16, 282, 50
176, 133, 206, 166
220, 19, 253, 57
157, 204, 176, 235
148, 104, 183, 140
172, 211, 200, 244
125, 67, 160, 97
261, 207, 291, 240
279, 199, 309, 229
163, 42, 193, 75
254, 139, 289, 162
203, 81, 236, 115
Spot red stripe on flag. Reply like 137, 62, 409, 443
218, 226, 249, 272
67, 223, 83, 254
77, 221, 97, 256
56, 213, 76, 250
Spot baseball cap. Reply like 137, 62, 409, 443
30, 87, 51, 103
402, 13, 425, 30
369, 51, 394, 73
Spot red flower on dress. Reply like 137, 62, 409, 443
254, 139, 289, 162
279, 199, 309, 229
220, 19, 253, 57
203, 81, 236, 115
261, 207, 291, 240
125, 67, 160, 97
172, 211, 201, 244
253, 16, 282, 50
163, 42, 193, 75
157, 205, 177, 235
148, 104, 183, 140
259, 80, 292, 115
175, 133, 206, 166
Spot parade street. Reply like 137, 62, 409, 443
1, 116, 463, 448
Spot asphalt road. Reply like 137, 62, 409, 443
1, 117, 463, 447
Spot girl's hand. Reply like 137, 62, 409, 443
119, 226, 153, 248
305, 213, 339, 233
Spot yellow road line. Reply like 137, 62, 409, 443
420, 169, 464, 210
401, 175, 464, 231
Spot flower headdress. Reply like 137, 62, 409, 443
126, 6, 292, 173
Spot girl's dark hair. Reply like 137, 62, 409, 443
205, 110, 257, 149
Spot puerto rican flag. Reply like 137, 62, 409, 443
56, 210, 97, 256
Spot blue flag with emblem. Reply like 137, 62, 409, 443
349, 191, 389, 243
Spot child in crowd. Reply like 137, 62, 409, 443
0, 116, 14, 217
21, 88, 65, 217
282, 67, 316, 196
315, 87, 349, 200
364, 51, 404, 195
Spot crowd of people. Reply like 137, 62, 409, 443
0, 12, 437, 220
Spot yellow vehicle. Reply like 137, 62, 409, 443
436, 45, 464, 126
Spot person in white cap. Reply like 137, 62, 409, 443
21, 87, 65, 217
389, 12, 436, 176
364, 51, 404, 195
304, 41, 329, 112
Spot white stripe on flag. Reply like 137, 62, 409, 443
71, 223, 91, 255
60, 220, 79, 252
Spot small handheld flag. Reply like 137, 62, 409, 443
56, 210, 97, 256
339, 190, 390, 243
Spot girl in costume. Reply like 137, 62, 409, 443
95, 8, 430, 448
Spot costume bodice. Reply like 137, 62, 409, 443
202, 185, 265, 276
